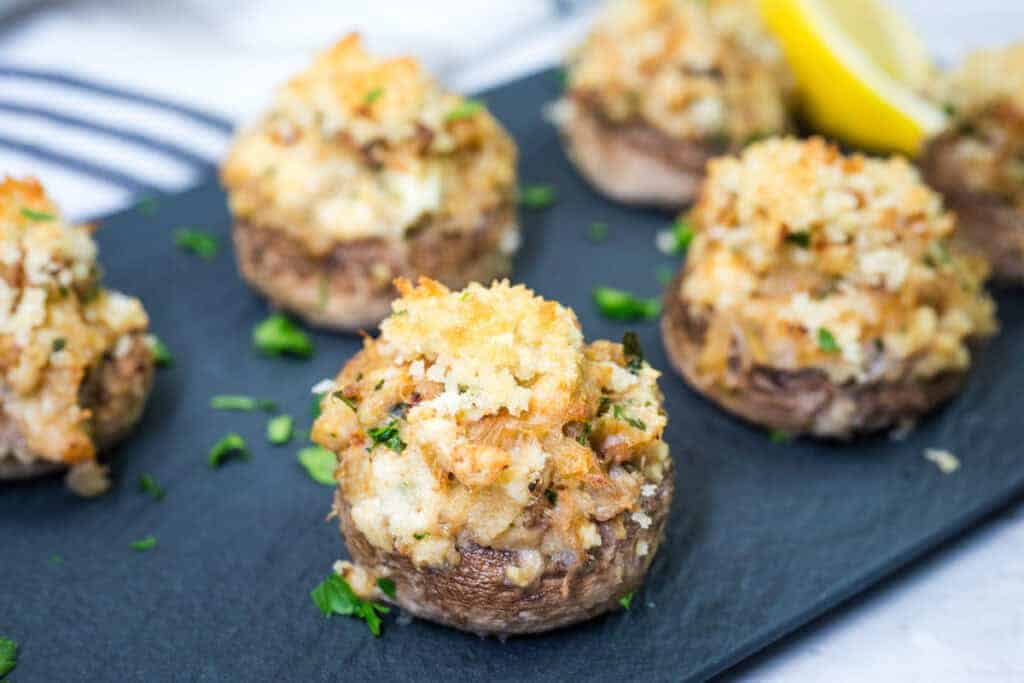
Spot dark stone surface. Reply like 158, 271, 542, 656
2, 69, 1022, 682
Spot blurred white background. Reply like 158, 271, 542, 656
1, 2, 1023, 681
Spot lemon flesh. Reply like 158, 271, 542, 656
758, 0, 947, 156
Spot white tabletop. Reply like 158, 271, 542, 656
1, 2, 1022, 680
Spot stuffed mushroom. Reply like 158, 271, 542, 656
921, 43, 1024, 282
552, 0, 791, 208
661, 138, 997, 439
311, 277, 673, 635
0, 178, 154, 493
221, 34, 520, 331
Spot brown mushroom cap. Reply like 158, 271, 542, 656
334, 467, 673, 636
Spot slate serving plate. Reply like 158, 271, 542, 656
2, 70, 1024, 682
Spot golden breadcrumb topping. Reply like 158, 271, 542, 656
0, 178, 149, 466
936, 43, 1024, 209
563, 0, 790, 143
221, 34, 517, 255
313, 278, 670, 569
681, 138, 997, 384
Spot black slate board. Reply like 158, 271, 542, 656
2, 69, 1024, 683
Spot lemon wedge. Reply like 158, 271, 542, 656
757, 0, 947, 156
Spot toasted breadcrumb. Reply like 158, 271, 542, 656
221, 34, 517, 254
564, 0, 790, 143
0, 178, 149, 468
313, 278, 670, 568
924, 448, 960, 474
681, 138, 997, 385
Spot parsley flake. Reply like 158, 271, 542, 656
136, 196, 159, 216
20, 207, 55, 222
376, 577, 397, 599
333, 392, 358, 411
622, 331, 644, 373
51, 337, 66, 352
612, 404, 646, 430
298, 446, 337, 486
173, 228, 219, 259
208, 433, 250, 468
130, 535, 157, 552
587, 221, 609, 243
445, 99, 484, 122
311, 392, 326, 418
817, 327, 840, 353
593, 287, 661, 321
785, 231, 811, 248
544, 488, 558, 505
138, 474, 165, 501
364, 87, 385, 105
657, 218, 693, 254
519, 184, 556, 210
0, 636, 17, 676
311, 572, 390, 636
619, 592, 634, 610
367, 420, 406, 453
267, 414, 293, 445
253, 313, 313, 358
210, 394, 277, 412
413, 532, 429, 540
150, 336, 173, 367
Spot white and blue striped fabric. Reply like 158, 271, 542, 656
0, 66, 233, 219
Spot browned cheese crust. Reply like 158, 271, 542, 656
335, 470, 672, 636
0, 331, 154, 480
232, 205, 516, 331
661, 271, 969, 438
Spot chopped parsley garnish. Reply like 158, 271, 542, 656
51, 337, 66, 352
367, 420, 406, 453
817, 327, 840, 354
267, 414, 293, 445
311, 572, 389, 636
173, 228, 219, 260
655, 265, 674, 286
619, 592, 634, 609
784, 231, 811, 248
445, 99, 484, 122
253, 313, 313, 358
130, 535, 157, 551
770, 429, 793, 444
210, 394, 277, 412
597, 396, 612, 416
587, 221, 609, 243
136, 196, 159, 216
622, 331, 644, 373
658, 218, 694, 254
519, 184, 556, 210
376, 577, 397, 599
593, 287, 661, 321
0, 636, 17, 676
208, 433, 250, 468
575, 422, 592, 446
138, 474, 165, 501
544, 488, 558, 505
150, 336, 173, 367
298, 446, 337, 486
333, 392, 358, 411
364, 87, 385, 105
925, 241, 951, 268
612, 404, 646, 430
20, 207, 55, 221
373, 379, 385, 391
311, 392, 325, 418
413, 532, 429, 540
